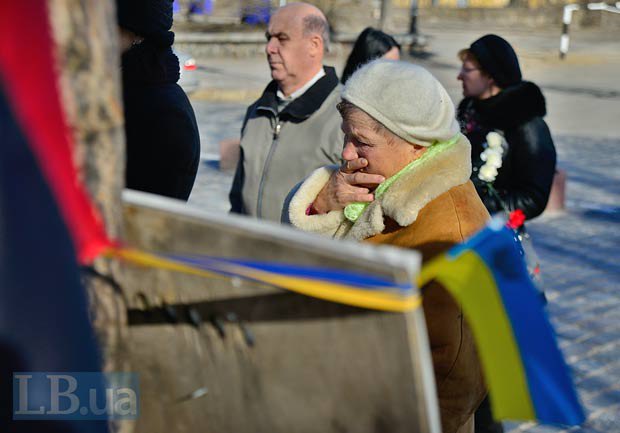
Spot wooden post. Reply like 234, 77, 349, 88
48, 0, 130, 384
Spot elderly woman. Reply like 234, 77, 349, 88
285, 60, 488, 433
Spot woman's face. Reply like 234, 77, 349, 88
340, 108, 425, 184
457, 59, 495, 99
382, 46, 400, 61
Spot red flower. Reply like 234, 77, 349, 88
506, 209, 526, 229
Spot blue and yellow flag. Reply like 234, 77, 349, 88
419, 219, 585, 426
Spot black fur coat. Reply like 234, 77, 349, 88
457, 81, 557, 219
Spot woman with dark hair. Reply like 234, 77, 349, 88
341, 27, 400, 84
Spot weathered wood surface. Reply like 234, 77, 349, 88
50, 0, 125, 237
49, 6, 131, 431
121, 191, 440, 433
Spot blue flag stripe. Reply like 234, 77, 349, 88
471, 227, 584, 425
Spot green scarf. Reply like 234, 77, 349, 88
343, 134, 461, 223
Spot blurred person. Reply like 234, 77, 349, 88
284, 60, 488, 433
176, 0, 203, 20
341, 27, 401, 84
456, 34, 557, 433
457, 34, 556, 220
229, 2, 343, 221
118, 0, 200, 201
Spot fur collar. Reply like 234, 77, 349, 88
347, 135, 471, 240
287, 135, 472, 240
463, 81, 546, 130
255, 66, 339, 120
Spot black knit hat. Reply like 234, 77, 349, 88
117, 0, 175, 47
469, 34, 522, 88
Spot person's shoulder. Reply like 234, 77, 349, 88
502, 81, 547, 126
327, 82, 342, 98
457, 97, 474, 111
453, 183, 489, 239
320, 83, 342, 110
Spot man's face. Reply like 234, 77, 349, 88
457, 59, 495, 99
265, 9, 317, 93
340, 108, 424, 185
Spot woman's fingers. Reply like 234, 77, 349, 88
340, 158, 368, 173
345, 192, 374, 203
312, 168, 380, 214
345, 171, 385, 186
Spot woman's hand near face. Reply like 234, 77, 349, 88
311, 158, 385, 214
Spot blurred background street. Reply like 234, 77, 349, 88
177, 20, 619, 433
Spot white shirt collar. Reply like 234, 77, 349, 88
276, 68, 326, 102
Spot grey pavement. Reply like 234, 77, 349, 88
181, 24, 620, 432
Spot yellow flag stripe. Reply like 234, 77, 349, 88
108, 247, 421, 313
419, 251, 536, 421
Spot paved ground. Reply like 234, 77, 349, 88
180, 23, 620, 432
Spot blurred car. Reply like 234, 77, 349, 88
175, 50, 199, 94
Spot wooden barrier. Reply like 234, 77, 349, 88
120, 191, 441, 433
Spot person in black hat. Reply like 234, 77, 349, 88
118, 0, 200, 201
456, 34, 557, 433
457, 34, 556, 221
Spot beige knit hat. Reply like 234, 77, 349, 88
341, 59, 459, 147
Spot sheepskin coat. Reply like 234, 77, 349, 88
286, 135, 489, 433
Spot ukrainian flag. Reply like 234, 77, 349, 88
419, 219, 585, 426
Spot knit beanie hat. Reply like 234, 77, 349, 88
469, 34, 522, 88
117, 0, 175, 47
341, 60, 459, 147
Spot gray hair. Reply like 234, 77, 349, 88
337, 99, 398, 144
303, 14, 330, 53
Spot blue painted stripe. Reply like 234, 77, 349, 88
465, 227, 584, 425
166, 254, 413, 292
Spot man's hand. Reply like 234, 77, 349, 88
311, 158, 384, 214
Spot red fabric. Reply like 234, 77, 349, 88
306, 203, 318, 216
0, 1, 112, 263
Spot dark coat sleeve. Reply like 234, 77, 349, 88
229, 147, 246, 214
229, 105, 254, 214
498, 117, 557, 219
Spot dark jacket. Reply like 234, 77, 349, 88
229, 66, 343, 221
457, 81, 556, 219
122, 41, 200, 201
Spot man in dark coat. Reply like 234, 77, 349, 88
457, 34, 556, 220
118, 0, 200, 201
229, 2, 344, 221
